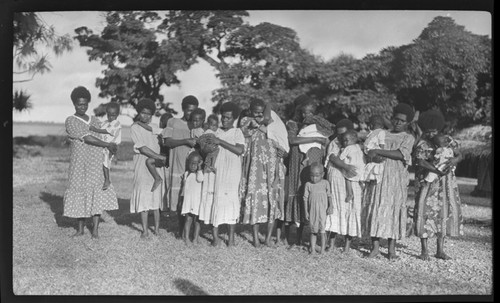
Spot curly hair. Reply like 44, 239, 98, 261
393, 103, 415, 122
335, 118, 354, 131
181, 95, 199, 110
417, 109, 445, 132
190, 108, 206, 121
106, 102, 120, 113
70, 86, 91, 103
249, 97, 266, 110
220, 101, 241, 119
136, 98, 156, 114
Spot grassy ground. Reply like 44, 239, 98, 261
12, 142, 492, 295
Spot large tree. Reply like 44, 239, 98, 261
74, 11, 195, 107
382, 16, 491, 125
13, 12, 73, 111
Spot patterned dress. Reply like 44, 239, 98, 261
162, 118, 191, 212
362, 131, 415, 240
284, 120, 325, 224
413, 137, 463, 238
130, 123, 165, 213
240, 117, 281, 225
304, 180, 331, 233
210, 127, 246, 227
63, 115, 118, 218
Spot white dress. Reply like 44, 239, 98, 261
210, 127, 246, 227
298, 124, 326, 154
180, 171, 204, 216
338, 144, 365, 237
324, 139, 347, 234
101, 119, 122, 168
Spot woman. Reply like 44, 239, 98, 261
130, 98, 167, 238
209, 102, 246, 247
284, 95, 330, 246
413, 110, 463, 260
163, 95, 198, 236
240, 98, 288, 247
362, 103, 416, 260
324, 119, 358, 251
63, 86, 118, 239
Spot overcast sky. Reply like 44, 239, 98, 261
12, 10, 491, 124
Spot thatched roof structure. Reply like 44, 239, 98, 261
454, 125, 492, 159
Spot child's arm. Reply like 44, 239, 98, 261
196, 168, 204, 182
345, 179, 354, 203
303, 183, 310, 222
260, 103, 274, 126
326, 182, 333, 215
89, 125, 112, 135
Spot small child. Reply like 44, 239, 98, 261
304, 162, 333, 255
338, 129, 366, 252
198, 114, 220, 174
189, 108, 206, 143
298, 116, 333, 164
88, 102, 122, 190
425, 133, 455, 182
180, 152, 204, 245
363, 115, 386, 184
135, 117, 164, 192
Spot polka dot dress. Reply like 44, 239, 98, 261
63, 115, 118, 218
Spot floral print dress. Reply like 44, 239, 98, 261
413, 137, 463, 238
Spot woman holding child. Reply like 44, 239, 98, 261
413, 109, 463, 260
240, 98, 289, 247
130, 98, 167, 238
63, 86, 118, 238
362, 103, 416, 260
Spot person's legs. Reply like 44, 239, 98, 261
140, 211, 149, 238
326, 232, 337, 251
176, 207, 184, 239
436, 236, 451, 260
72, 218, 85, 237
388, 238, 399, 260
368, 237, 380, 258
344, 235, 352, 253
103, 166, 111, 190
212, 225, 220, 247
296, 223, 304, 246
91, 215, 100, 239
193, 217, 201, 244
252, 224, 261, 248
284, 222, 291, 245
319, 232, 326, 254
146, 158, 162, 192
265, 220, 275, 246
153, 209, 160, 235
418, 238, 430, 260
183, 214, 193, 244
228, 224, 236, 247
309, 232, 317, 254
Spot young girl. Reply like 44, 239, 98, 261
338, 129, 366, 252
180, 152, 205, 245
363, 115, 386, 184
135, 118, 164, 192
304, 162, 333, 254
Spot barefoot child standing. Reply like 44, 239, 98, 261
180, 152, 204, 245
304, 162, 333, 255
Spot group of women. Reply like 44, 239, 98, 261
63, 86, 463, 261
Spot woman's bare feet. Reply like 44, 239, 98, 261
388, 253, 400, 260
368, 249, 380, 258
435, 252, 452, 260
417, 253, 430, 261
71, 231, 84, 237
140, 231, 149, 239
91, 232, 99, 239
151, 178, 162, 192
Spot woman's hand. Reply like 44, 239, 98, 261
107, 143, 118, 155
276, 147, 286, 158
343, 164, 357, 178
366, 149, 378, 161
442, 157, 459, 171
186, 138, 197, 148
197, 160, 204, 171
208, 137, 221, 146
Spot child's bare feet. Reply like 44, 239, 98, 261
151, 178, 162, 192
91, 232, 99, 239
417, 253, 430, 261
253, 240, 261, 248
388, 253, 400, 260
435, 252, 451, 260
71, 231, 84, 237
102, 179, 111, 191
140, 231, 149, 239
368, 249, 380, 258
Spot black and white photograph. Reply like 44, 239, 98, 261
9, 5, 492, 297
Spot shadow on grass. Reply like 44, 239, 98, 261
173, 279, 209, 295
40, 191, 105, 232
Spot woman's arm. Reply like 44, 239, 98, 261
416, 158, 445, 176
138, 146, 166, 161
135, 121, 153, 132
89, 125, 112, 135
164, 137, 196, 148
82, 135, 117, 154
368, 149, 405, 161
211, 137, 244, 156
328, 154, 356, 178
